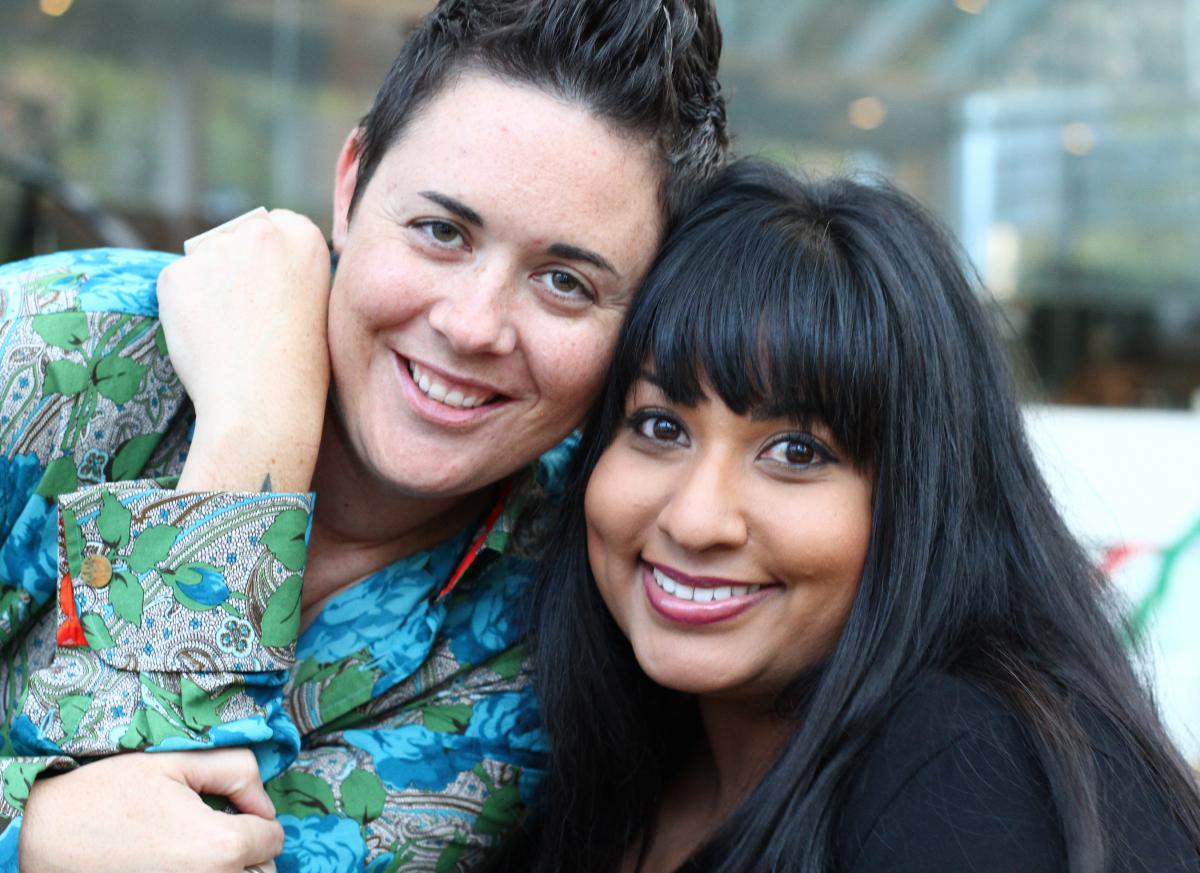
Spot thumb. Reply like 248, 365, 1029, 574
172, 748, 278, 820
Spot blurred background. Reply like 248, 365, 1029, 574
1, 0, 1198, 758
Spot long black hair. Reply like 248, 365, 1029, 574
524, 159, 1200, 872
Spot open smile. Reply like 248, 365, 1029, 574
394, 354, 513, 427
406, 360, 502, 409
642, 561, 776, 625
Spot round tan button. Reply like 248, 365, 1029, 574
80, 554, 113, 589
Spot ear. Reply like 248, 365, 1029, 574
331, 128, 363, 254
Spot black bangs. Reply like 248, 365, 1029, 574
604, 161, 889, 469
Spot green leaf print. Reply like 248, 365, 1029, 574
180, 676, 243, 731
318, 665, 378, 724
260, 574, 302, 648
92, 352, 148, 405
266, 771, 337, 817
31, 311, 88, 352
97, 491, 133, 550
1, 760, 44, 810
61, 507, 84, 577
42, 360, 90, 397
109, 570, 145, 625
154, 323, 168, 357
421, 702, 473, 734
485, 643, 528, 680
126, 523, 180, 574
109, 433, 162, 482
261, 509, 309, 572
80, 613, 115, 650
434, 843, 464, 873
473, 778, 522, 836
35, 456, 78, 499
58, 694, 92, 738
118, 716, 149, 750
146, 708, 191, 742
341, 768, 386, 825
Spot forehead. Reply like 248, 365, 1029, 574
366, 72, 664, 274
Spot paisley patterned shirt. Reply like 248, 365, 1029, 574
0, 249, 562, 871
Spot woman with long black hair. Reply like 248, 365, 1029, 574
517, 160, 1200, 872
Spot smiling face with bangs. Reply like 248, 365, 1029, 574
585, 373, 874, 703
578, 175, 884, 705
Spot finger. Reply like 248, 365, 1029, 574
183, 206, 270, 254
175, 749, 277, 819
223, 814, 284, 869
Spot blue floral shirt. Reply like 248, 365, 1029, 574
0, 249, 561, 871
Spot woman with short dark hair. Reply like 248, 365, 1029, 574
0, 2, 729, 870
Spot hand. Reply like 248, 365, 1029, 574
19, 750, 284, 873
158, 209, 331, 492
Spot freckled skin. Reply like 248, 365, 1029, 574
325, 74, 664, 501
586, 381, 875, 706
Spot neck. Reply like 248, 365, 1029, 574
300, 412, 494, 618
695, 694, 791, 816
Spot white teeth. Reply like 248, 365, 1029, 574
408, 362, 491, 409
651, 568, 763, 603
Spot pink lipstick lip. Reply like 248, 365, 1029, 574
394, 353, 511, 427
641, 564, 776, 626
643, 560, 764, 590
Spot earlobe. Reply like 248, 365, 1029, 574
331, 129, 363, 253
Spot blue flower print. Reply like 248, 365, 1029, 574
444, 563, 533, 667
0, 490, 57, 602
465, 691, 546, 754
344, 725, 463, 792
174, 565, 230, 607
0, 453, 43, 536
217, 617, 254, 655
276, 815, 367, 873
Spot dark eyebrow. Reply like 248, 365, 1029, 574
548, 242, 618, 276
419, 191, 483, 227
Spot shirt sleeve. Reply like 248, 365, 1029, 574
11, 482, 312, 778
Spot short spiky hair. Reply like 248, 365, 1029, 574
351, 0, 727, 228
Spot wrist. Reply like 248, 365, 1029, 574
179, 416, 322, 492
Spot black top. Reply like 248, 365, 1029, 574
835, 672, 1198, 873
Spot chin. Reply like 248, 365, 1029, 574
636, 652, 746, 698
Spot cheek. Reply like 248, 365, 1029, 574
526, 315, 623, 413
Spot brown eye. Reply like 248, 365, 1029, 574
651, 418, 681, 441
632, 413, 686, 445
761, 435, 830, 470
783, 441, 814, 465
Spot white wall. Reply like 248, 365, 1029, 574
1025, 405, 1200, 762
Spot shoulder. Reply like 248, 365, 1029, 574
835, 672, 1064, 872
0, 248, 176, 319
835, 672, 1199, 873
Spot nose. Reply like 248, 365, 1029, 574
654, 451, 749, 553
426, 263, 519, 356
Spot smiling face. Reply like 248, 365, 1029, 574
585, 378, 874, 705
326, 73, 663, 499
